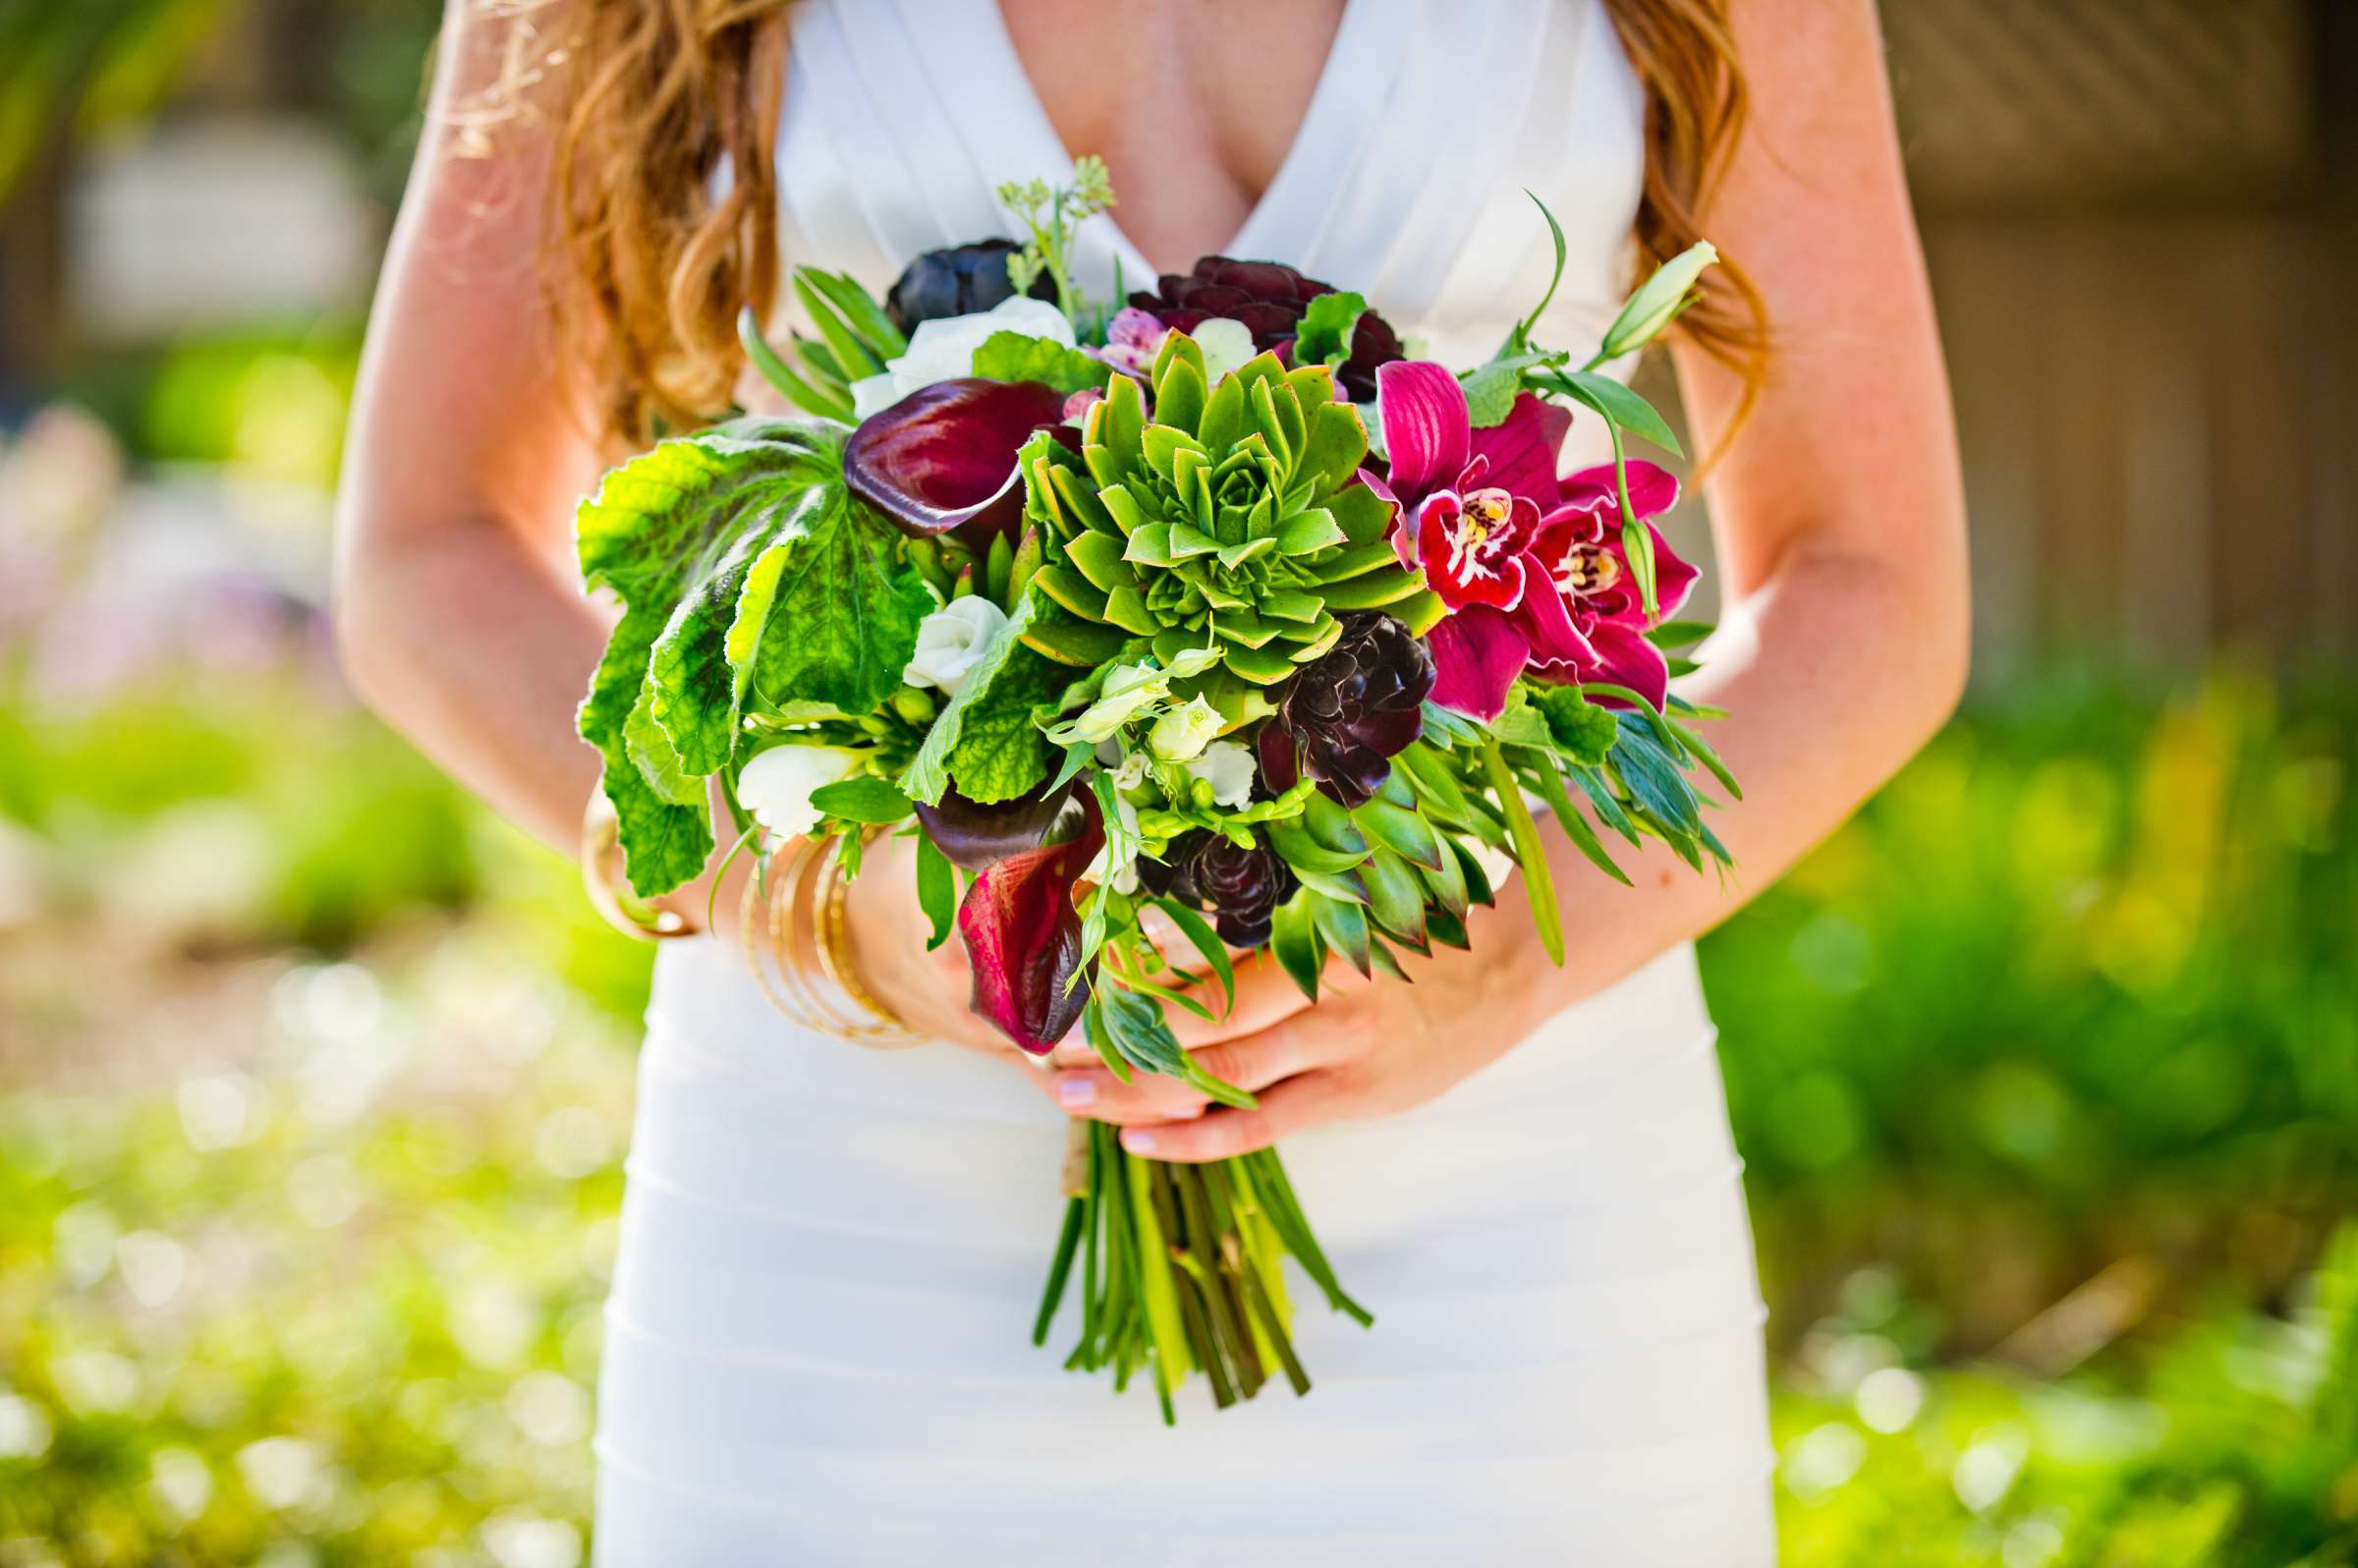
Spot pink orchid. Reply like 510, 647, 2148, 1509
1371, 361, 1695, 717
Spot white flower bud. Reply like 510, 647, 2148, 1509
1599, 242, 1718, 361
1148, 696, 1224, 762
735, 744, 864, 839
1184, 739, 1256, 809
901, 595, 1008, 695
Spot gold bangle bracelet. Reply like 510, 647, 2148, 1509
812, 833, 924, 1047
739, 838, 829, 1032
583, 791, 696, 942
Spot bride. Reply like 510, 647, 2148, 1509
336, 0, 1966, 1560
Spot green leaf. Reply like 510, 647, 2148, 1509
1267, 818, 1371, 876
1308, 891, 1372, 977
915, 827, 955, 950
1610, 714, 1705, 837
1667, 717, 1742, 801
1647, 619, 1714, 650
1095, 984, 1254, 1107
943, 643, 1069, 804
1458, 349, 1559, 428
798, 266, 906, 359
901, 594, 1041, 804
745, 498, 931, 733
794, 271, 887, 379
738, 307, 855, 422
1531, 683, 1618, 767
576, 420, 854, 894
810, 775, 913, 824
1549, 368, 1683, 459
642, 429, 897, 772
1152, 898, 1235, 1014
1293, 290, 1367, 369
1269, 890, 1323, 1002
971, 328, 1114, 396
623, 682, 703, 807
1352, 797, 1443, 870
1486, 684, 1553, 751
1481, 739, 1563, 966
1359, 845, 1429, 948
1459, 357, 1526, 427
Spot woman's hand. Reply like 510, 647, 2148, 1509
1045, 872, 1578, 1160
838, 830, 1316, 1072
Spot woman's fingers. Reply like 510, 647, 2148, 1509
1046, 1017, 1327, 1125
1160, 949, 1317, 1047
1115, 1071, 1346, 1162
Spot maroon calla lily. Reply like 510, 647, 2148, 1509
914, 780, 1075, 872
843, 377, 1066, 542
956, 794, 1102, 1054
1372, 361, 1695, 716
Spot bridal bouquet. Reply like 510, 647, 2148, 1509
576, 161, 1735, 1421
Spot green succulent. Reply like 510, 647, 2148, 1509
1015, 331, 1442, 684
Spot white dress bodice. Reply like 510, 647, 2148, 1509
773, 0, 1647, 465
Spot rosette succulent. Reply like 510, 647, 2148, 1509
1131, 257, 1405, 401
1013, 330, 1441, 686
1257, 612, 1435, 809
1140, 828, 1300, 946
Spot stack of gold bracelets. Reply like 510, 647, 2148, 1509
583, 794, 923, 1047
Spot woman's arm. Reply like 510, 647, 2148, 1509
1058, 0, 1972, 1156
334, 5, 614, 855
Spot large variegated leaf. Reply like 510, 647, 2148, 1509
575, 416, 925, 895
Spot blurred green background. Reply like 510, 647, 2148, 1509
3, 3, 2355, 1565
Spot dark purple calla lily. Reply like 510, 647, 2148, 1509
843, 377, 1066, 542
914, 780, 1076, 872
957, 793, 1103, 1053
1372, 362, 1695, 717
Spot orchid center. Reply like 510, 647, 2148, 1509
1557, 542, 1621, 598
1443, 487, 1520, 578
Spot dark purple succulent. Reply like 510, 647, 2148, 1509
1140, 829, 1300, 948
1129, 256, 1405, 401
1257, 613, 1435, 809
884, 240, 1058, 335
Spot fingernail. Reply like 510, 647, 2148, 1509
1122, 1130, 1156, 1154
1055, 1075, 1096, 1108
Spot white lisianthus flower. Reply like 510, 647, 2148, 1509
902, 596, 1008, 695
735, 744, 864, 839
853, 296, 1078, 418
1148, 697, 1225, 762
1184, 739, 1257, 809
1083, 792, 1143, 895
1191, 317, 1257, 387
1065, 663, 1168, 743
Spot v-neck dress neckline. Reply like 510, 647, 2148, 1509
965, 0, 1379, 282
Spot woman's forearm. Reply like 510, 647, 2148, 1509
1522, 538, 1968, 1004
336, 519, 609, 856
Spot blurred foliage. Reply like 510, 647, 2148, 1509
0, 0, 235, 200
1706, 670, 2358, 1346
5, 395, 2356, 1561
0, 0, 440, 207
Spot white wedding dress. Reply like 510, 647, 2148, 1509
593, 0, 1775, 1561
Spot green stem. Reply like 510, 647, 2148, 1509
1176, 1164, 1262, 1399
1033, 1196, 1085, 1348
1150, 1162, 1234, 1409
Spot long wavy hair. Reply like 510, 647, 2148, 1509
516, 0, 1768, 447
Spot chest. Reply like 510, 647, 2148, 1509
775, 0, 1649, 379
997, 0, 1349, 272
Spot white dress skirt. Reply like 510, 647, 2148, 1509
593, 0, 1775, 1558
